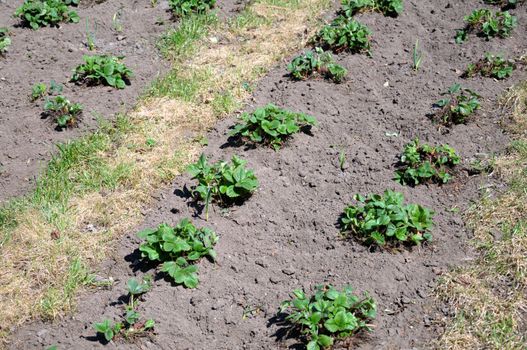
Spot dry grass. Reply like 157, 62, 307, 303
0, 0, 332, 344
436, 82, 527, 349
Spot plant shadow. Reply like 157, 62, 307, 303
267, 312, 305, 350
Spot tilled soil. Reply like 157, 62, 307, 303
0, 0, 246, 203
8, 1, 527, 349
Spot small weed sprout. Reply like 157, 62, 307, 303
137, 219, 218, 288
342, 0, 403, 17
44, 95, 83, 128
168, 0, 216, 17
288, 47, 348, 83
341, 190, 434, 246
85, 18, 98, 51
112, 11, 123, 32
394, 138, 461, 186
315, 16, 372, 54
230, 104, 317, 150
279, 285, 377, 350
14, 0, 80, 29
93, 276, 155, 342
0, 28, 11, 56
71, 55, 133, 89
187, 154, 258, 219
464, 53, 515, 79
433, 83, 481, 126
412, 39, 423, 71
455, 9, 517, 43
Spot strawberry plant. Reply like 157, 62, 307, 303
394, 138, 460, 186
93, 276, 155, 342
341, 190, 434, 246
279, 285, 376, 350
288, 48, 348, 83
187, 154, 258, 219
14, 0, 80, 29
342, 0, 403, 17
71, 55, 133, 89
315, 16, 372, 54
31, 83, 48, 101
0, 28, 11, 56
230, 104, 317, 150
455, 9, 517, 43
433, 83, 481, 126
464, 53, 515, 79
168, 0, 216, 17
44, 95, 83, 128
137, 219, 218, 288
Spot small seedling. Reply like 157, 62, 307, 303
93, 319, 123, 342
112, 11, 123, 32
342, 0, 403, 17
315, 16, 372, 54
168, 0, 216, 17
287, 47, 348, 83
339, 150, 347, 171
86, 18, 97, 51
455, 9, 517, 43
187, 154, 258, 219
412, 39, 423, 71
31, 83, 47, 101
145, 138, 156, 147
137, 219, 218, 288
50, 80, 63, 94
464, 53, 515, 79
44, 95, 83, 128
230, 104, 317, 150
0, 28, 11, 56
280, 285, 376, 350
341, 190, 434, 246
394, 138, 460, 186
433, 83, 481, 126
14, 0, 80, 29
71, 55, 133, 89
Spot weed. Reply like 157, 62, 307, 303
288, 47, 348, 83
14, 0, 79, 29
464, 53, 515, 80
230, 104, 317, 150
412, 39, 423, 71
137, 219, 218, 288
433, 83, 481, 126
168, 0, 216, 17
71, 55, 133, 89
339, 150, 346, 171
0, 28, 11, 56
85, 18, 97, 51
188, 154, 258, 219
44, 95, 83, 128
394, 138, 460, 186
279, 285, 376, 350
341, 190, 434, 246
112, 11, 123, 32
342, 0, 403, 17
455, 9, 517, 43
31, 83, 47, 101
93, 276, 154, 341
315, 16, 372, 54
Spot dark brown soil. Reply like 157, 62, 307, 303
7, 0, 527, 349
0, 0, 247, 203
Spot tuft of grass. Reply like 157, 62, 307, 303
436, 81, 527, 350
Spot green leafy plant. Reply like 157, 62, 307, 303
93, 276, 155, 342
44, 95, 83, 128
0, 28, 11, 56
279, 285, 376, 350
230, 104, 317, 150
14, 0, 80, 29
287, 47, 348, 83
483, 0, 525, 9
187, 154, 258, 219
455, 9, 517, 43
168, 0, 216, 17
137, 219, 218, 288
394, 138, 460, 186
341, 190, 434, 246
464, 53, 515, 79
31, 83, 47, 101
315, 16, 372, 54
433, 83, 481, 125
412, 38, 423, 71
71, 55, 133, 89
342, 0, 403, 17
